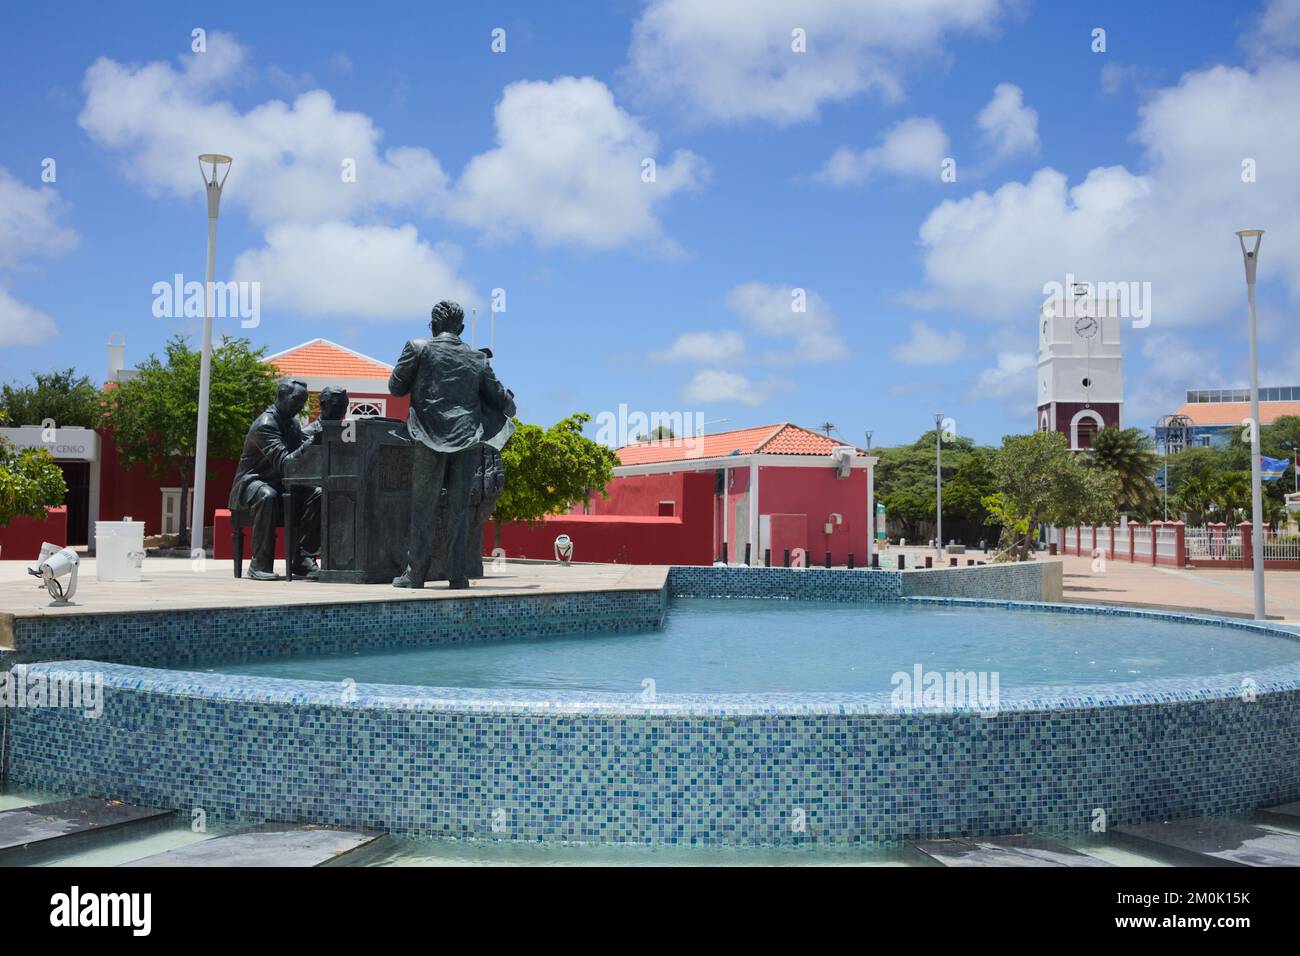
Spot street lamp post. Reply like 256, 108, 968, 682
1237, 229, 1266, 620
934, 413, 944, 563
189, 154, 232, 554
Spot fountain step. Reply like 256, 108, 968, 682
1114, 818, 1300, 867
1254, 800, 1300, 829
0, 797, 172, 861
122, 823, 387, 867
908, 834, 1110, 867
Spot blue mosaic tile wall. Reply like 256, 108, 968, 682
668, 565, 903, 601
9, 657, 1300, 845
7, 563, 1297, 846
5, 588, 666, 669
667, 562, 1049, 603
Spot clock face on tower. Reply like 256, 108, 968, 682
1074, 315, 1098, 338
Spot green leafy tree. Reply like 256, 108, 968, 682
493, 412, 620, 548
633, 425, 676, 441
986, 430, 1119, 560
100, 335, 279, 545
873, 430, 997, 543
0, 435, 67, 528
0, 368, 102, 428
1088, 426, 1159, 518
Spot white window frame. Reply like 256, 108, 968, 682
348, 398, 386, 418
160, 486, 194, 535
1069, 409, 1105, 450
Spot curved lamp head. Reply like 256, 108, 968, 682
1236, 229, 1264, 283
198, 153, 233, 217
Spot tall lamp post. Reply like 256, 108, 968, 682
934, 412, 944, 562
1237, 229, 1266, 620
189, 154, 232, 553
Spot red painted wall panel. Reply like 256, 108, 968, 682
0, 506, 67, 561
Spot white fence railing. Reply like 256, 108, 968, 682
1262, 529, 1300, 561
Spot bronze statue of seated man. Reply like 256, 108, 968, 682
284, 384, 349, 561
228, 380, 322, 581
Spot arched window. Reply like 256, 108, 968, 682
1069, 409, 1104, 450
348, 400, 385, 418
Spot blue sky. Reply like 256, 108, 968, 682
1, 0, 1297, 447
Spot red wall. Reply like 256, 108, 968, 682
0, 506, 67, 561
98, 428, 237, 535
583, 472, 691, 516
758, 467, 868, 566
493, 472, 714, 565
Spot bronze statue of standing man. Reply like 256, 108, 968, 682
389, 301, 516, 589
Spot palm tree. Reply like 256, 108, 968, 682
1174, 474, 1216, 525
1089, 427, 1159, 518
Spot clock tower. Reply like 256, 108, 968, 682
1036, 294, 1123, 450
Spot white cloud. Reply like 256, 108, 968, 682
0, 286, 58, 347
625, 0, 1010, 125
652, 330, 747, 364
232, 221, 476, 321
725, 282, 848, 363
683, 369, 785, 406
80, 41, 703, 256
889, 321, 967, 365
975, 83, 1039, 159
969, 351, 1034, 403
0, 167, 79, 347
0, 168, 79, 268
1242, 0, 1300, 60
446, 77, 706, 252
817, 116, 948, 185
79, 33, 447, 226
908, 58, 1300, 327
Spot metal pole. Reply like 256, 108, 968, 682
1238, 230, 1266, 620
190, 155, 230, 555
934, 413, 943, 562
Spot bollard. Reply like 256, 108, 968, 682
764, 548, 771, 567
783, 549, 791, 568
721, 542, 728, 565
871, 552, 879, 569
744, 543, 751, 566
925, 556, 933, 569
824, 551, 831, 569
949, 557, 958, 567
898, 555, 906, 570
967, 559, 974, 566
847, 553, 855, 569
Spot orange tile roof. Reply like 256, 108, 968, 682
1175, 401, 1300, 426
616, 422, 863, 466
265, 339, 392, 380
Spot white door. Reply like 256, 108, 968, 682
160, 488, 194, 535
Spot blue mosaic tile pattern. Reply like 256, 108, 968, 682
6, 565, 1299, 846
10, 648, 1300, 845
668, 565, 904, 601
5, 588, 666, 669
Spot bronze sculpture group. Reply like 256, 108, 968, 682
228, 301, 515, 587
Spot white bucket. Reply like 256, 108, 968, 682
95, 519, 146, 582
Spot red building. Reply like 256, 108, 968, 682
492, 423, 877, 567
